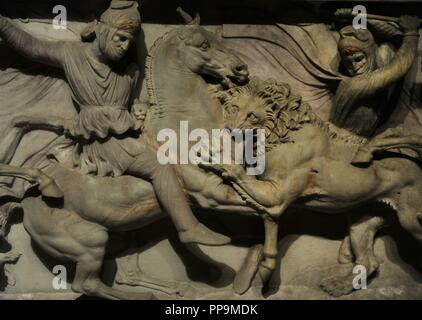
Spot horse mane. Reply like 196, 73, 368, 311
145, 28, 179, 108
215, 77, 366, 151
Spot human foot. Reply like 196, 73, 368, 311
179, 223, 230, 246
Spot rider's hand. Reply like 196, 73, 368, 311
132, 99, 149, 122
398, 15, 420, 33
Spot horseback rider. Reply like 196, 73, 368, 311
0, 1, 230, 246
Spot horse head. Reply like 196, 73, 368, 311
174, 7, 249, 88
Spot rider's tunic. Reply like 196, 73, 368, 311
60, 42, 144, 177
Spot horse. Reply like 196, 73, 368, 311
0, 11, 258, 299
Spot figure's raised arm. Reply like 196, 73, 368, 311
0, 15, 64, 68
365, 15, 420, 93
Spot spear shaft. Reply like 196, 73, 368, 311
335, 9, 422, 24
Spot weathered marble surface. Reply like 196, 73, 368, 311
1, 2, 422, 299
3, 216, 422, 299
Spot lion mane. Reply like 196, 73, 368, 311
214, 77, 338, 151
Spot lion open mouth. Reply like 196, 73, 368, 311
203, 69, 249, 89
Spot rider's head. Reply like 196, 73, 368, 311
91, 1, 141, 61
338, 26, 377, 76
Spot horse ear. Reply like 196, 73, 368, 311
191, 13, 200, 25
176, 7, 193, 24
176, 7, 200, 25
215, 26, 222, 38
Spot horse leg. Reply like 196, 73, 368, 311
127, 150, 230, 246
259, 218, 279, 286
72, 254, 155, 300
338, 212, 387, 266
0, 164, 62, 198
351, 216, 386, 272
320, 215, 387, 297
232, 217, 279, 296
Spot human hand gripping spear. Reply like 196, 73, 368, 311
334, 8, 421, 37
335, 8, 422, 24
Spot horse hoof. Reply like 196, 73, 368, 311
233, 244, 264, 295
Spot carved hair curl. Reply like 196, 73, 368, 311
217, 77, 323, 148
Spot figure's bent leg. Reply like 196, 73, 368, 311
338, 214, 387, 265
320, 215, 387, 297
23, 198, 155, 300
127, 147, 230, 246
350, 215, 386, 273
72, 252, 155, 300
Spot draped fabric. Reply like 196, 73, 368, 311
221, 23, 422, 133
0, 55, 76, 199
0, 24, 142, 199
221, 23, 343, 121
58, 42, 143, 177
0, 20, 82, 200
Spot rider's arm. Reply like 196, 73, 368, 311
0, 15, 64, 68
360, 16, 419, 95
